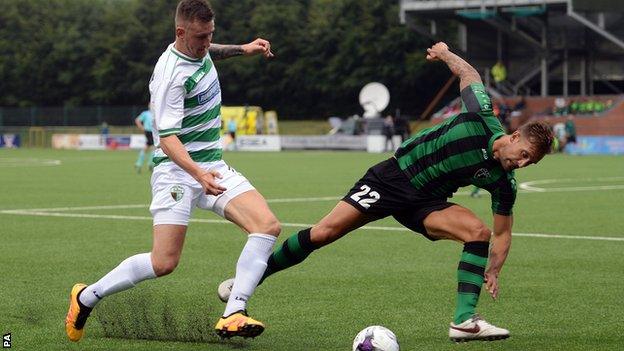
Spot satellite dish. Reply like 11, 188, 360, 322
359, 82, 390, 118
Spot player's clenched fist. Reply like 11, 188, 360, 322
242, 38, 274, 58
426, 42, 449, 61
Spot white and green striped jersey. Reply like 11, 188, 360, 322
149, 43, 222, 168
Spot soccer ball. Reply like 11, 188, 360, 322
352, 325, 400, 351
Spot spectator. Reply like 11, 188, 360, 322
227, 118, 237, 150
578, 99, 590, 114
493, 102, 500, 118
100, 121, 109, 137
565, 116, 577, 144
553, 97, 567, 116
510, 96, 526, 118
553, 122, 566, 151
550, 135, 560, 153
498, 102, 511, 133
606, 99, 614, 110
566, 98, 609, 115
569, 100, 580, 115
383, 115, 395, 151
491, 61, 507, 83
514, 96, 526, 111
393, 115, 411, 142
439, 100, 461, 119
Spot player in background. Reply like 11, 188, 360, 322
227, 118, 237, 150
134, 105, 155, 173
66, 0, 278, 342
220, 42, 554, 342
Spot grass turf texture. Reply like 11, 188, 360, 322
0, 148, 623, 350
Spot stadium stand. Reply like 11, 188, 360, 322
400, 0, 624, 97
507, 95, 624, 135
404, 0, 624, 147
432, 95, 624, 135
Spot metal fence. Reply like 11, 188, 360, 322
0, 106, 146, 127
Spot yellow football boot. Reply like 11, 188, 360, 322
65, 283, 93, 342
215, 310, 265, 338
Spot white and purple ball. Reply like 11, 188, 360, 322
352, 325, 400, 351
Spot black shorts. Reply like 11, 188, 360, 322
145, 131, 154, 146
342, 158, 454, 240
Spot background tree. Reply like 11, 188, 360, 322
0, 0, 455, 119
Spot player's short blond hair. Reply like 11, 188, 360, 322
176, 0, 214, 25
518, 121, 554, 158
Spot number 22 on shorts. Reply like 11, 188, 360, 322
350, 185, 380, 209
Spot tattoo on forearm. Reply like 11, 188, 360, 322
209, 44, 244, 61
441, 52, 482, 88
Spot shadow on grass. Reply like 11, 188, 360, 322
94, 288, 247, 348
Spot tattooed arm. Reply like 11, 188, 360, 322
209, 44, 244, 61
426, 42, 482, 90
209, 38, 274, 61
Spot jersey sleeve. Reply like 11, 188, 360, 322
137, 111, 147, 124
488, 172, 517, 216
152, 77, 185, 137
460, 83, 494, 115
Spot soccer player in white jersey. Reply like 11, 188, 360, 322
66, 0, 278, 341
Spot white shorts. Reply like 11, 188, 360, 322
149, 160, 255, 226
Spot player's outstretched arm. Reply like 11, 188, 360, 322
426, 42, 482, 91
209, 38, 274, 61
485, 214, 513, 300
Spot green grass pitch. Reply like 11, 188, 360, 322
1, 148, 623, 350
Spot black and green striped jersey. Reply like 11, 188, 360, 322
395, 83, 516, 215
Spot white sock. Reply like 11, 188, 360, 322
79, 253, 156, 308
223, 233, 276, 316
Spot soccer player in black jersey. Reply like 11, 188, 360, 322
220, 42, 554, 342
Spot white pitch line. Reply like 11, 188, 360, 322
267, 196, 340, 203
8, 181, 621, 212
0, 209, 311, 227
0, 197, 342, 213
14, 204, 148, 212
0, 158, 62, 167
2, 197, 341, 213
521, 185, 624, 192
3, 178, 621, 213
358, 225, 624, 241
6, 184, 620, 213
519, 177, 624, 192
510, 232, 624, 241
1, 209, 622, 242
0, 210, 155, 221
